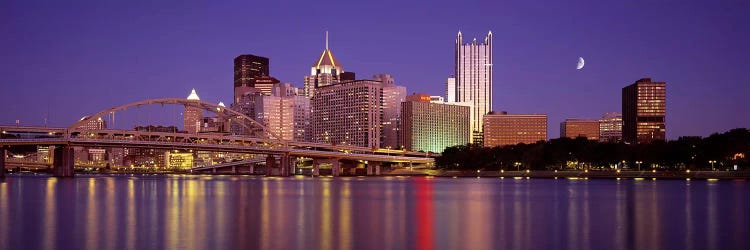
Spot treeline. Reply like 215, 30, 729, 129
436, 128, 750, 171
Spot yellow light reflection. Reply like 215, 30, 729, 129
86, 178, 99, 250
320, 181, 331, 250
43, 178, 57, 250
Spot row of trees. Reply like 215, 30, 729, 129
436, 128, 750, 171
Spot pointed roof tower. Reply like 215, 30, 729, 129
312, 31, 342, 68
187, 88, 200, 100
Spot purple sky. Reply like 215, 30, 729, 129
1, 0, 748, 139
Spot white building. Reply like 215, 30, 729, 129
449, 31, 493, 144
184, 88, 203, 134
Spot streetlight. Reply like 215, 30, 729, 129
709, 160, 716, 171
636, 161, 642, 171
514, 162, 521, 171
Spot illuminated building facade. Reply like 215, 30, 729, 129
599, 112, 623, 143
374, 74, 406, 149
622, 78, 666, 144
184, 88, 203, 134
252, 83, 310, 141
451, 31, 493, 144
401, 94, 470, 153
77, 117, 106, 130
483, 112, 547, 147
311, 80, 382, 148
164, 151, 194, 170
304, 32, 343, 98
560, 119, 600, 140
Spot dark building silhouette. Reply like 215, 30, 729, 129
622, 78, 666, 144
340, 71, 356, 81
234, 54, 270, 88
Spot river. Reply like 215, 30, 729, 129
0, 175, 748, 249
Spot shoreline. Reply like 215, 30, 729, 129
3, 169, 750, 180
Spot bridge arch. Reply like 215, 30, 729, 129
68, 98, 281, 140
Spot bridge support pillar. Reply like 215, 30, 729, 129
367, 162, 381, 176
0, 147, 5, 178
367, 162, 382, 176
312, 159, 320, 177
52, 146, 75, 178
212, 168, 217, 174
280, 156, 287, 177
232, 166, 237, 174
265, 155, 277, 176
249, 165, 255, 175
332, 159, 341, 177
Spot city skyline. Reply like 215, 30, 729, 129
1, 1, 748, 139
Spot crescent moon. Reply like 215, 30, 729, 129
577, 57, 585, 70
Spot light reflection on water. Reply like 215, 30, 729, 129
0, 176, 748, 250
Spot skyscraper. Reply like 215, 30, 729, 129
310, 76, 406, 149
304, 32, 343, 98
184, 88, 203, 134
253, 83, 310, 141
234, 54, 270, 88
622, 78, 666, 144
311, 80, 382, 148
375, 74, 406, 149
451, 31, 493, 145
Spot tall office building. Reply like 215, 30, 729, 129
253, 83, 310, 141
234, 54, 270, 88
401, 94, 470, 153
304, 32, 343, 98
375, 74, 406, 149
599, 112, 623, 143
560, 119, 600, 140
311, 80, 382, 148
311, 77, 405, 148
450, 31, 493, 145
622, 78, 666, 144
184, 88, 203, 134
483, 112, 547, 147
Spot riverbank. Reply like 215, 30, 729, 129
427, 169, 750, 180
4, 168, 750, 180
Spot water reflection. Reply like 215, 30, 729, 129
0, 176, 748, 249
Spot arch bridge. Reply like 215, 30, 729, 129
0, 98, 435, 177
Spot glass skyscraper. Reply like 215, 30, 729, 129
450, 31, 493, 145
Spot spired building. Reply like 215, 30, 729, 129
622, 78, 666, 144
304, 32, 344, 98
401, 94, 470, 153
184, 88, 203, 134
449, 31, 493, 145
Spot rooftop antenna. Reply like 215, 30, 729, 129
325, 31, 329, 50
